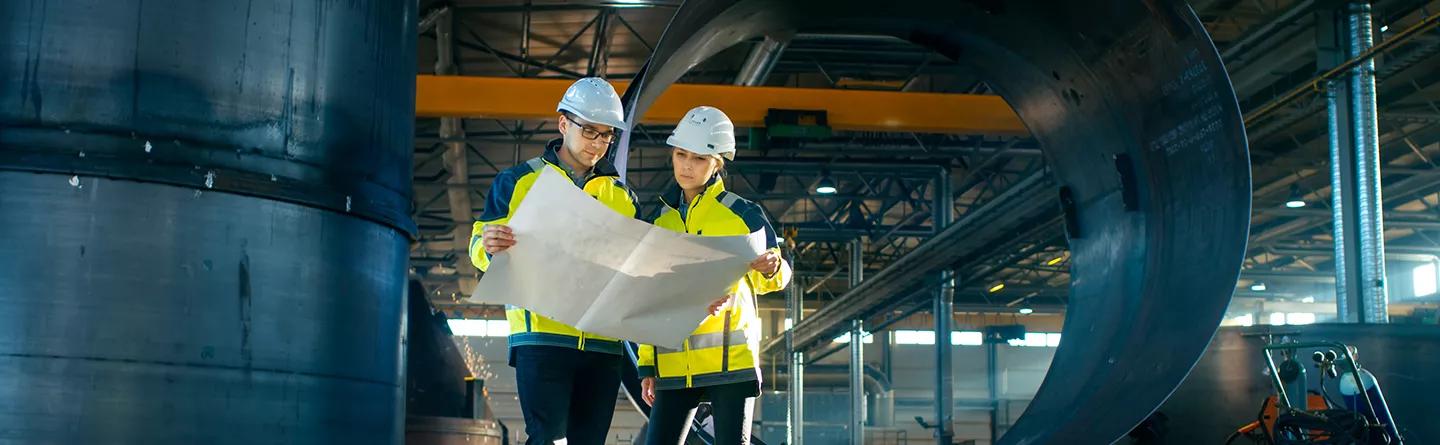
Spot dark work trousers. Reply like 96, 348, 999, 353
512, 345, 624, 445
644, 380, 760, 445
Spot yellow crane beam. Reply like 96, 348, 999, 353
416, 75, 1028, 135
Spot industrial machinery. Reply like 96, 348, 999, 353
1225, 333, 1403, 445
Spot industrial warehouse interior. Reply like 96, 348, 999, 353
3, 0, 1440, 444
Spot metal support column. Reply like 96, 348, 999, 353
520, 1, 532, 62
587, 8, 613, 78
987, 341, 1000, 442
934, 167, 955, 444
849, 319, 865, 445
435, 8, 476, 293
850, 238, 864, 287
848, 238, 866, 441
1325, 2, 1389, 322
734, 37, 788, 86
786, 253, 805, 445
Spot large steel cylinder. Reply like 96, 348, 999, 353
623, 1, 1252, 444
0, 1, 417, 444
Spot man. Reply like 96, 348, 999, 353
469, 77, 637, 444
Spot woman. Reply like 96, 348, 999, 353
635, 106, 792, 445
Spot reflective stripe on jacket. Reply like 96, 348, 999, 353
636, 177, 791, 389
469, 139, 638, 355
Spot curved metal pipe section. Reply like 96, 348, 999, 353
622, 1, 1252, 443
0, 1, 417, 443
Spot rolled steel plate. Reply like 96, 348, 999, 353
0, 0, 419, 235
622, 1, 1252, 443
0, 0, 416, 443
0, 173, 409, 444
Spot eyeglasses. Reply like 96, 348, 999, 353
564, 115, 618, 144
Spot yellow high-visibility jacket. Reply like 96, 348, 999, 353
636, 177, 791, 390
469, 139, 638, 357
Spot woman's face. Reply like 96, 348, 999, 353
672, 148, 721, 192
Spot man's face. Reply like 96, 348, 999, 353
559, 114, 616, 169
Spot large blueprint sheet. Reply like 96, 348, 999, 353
470, 169, 765, 348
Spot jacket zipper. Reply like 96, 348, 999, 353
681, 187, 708, 233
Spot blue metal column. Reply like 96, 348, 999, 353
786, 251, 805, 445
987, 341, 1001, 441
935, 169, 955, 444
1325, 2, 1389, 323
849, 238, 866, 443
850, 319, 865, 445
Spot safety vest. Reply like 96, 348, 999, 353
636, 177, 792, 390
469, 139, 638, 356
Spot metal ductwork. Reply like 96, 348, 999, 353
619, 1, 1252, 443
1, 1, 417, 443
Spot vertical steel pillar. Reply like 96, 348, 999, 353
1325, 2, 1388, 322
934, 168, 955, 444
850, 319, 865, 445
786, 255, 805, 445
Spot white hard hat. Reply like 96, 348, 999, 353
667, 106, 736, 160
557, 77, 628, 130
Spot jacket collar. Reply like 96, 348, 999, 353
660, 174, 725, 210
543, 138, 619, 185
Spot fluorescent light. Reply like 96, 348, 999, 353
988, 283, 1006, 293
1380, 25, 1390, 32
815, 170, 838, 195
1285, 184, 1307, 209
1251, 283, 1267, 292
1018, 307, 1034, 315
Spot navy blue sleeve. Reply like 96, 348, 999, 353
479, 170, 518, 223
738, 204, 780, 250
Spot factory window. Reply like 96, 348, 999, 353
1264, 312, 1315, 326
448, 319, 509, 337
953, 331, 984, 346
1224, 313, 1255, 327
894, 330, 936, 345
1414, 263, 1437, 297
1007, 332, 1052, 347
837, 330, 1055, 346
1001, 332, 1061, 347
1286, 312, 1316, 325
1268, 312, 1287, 325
